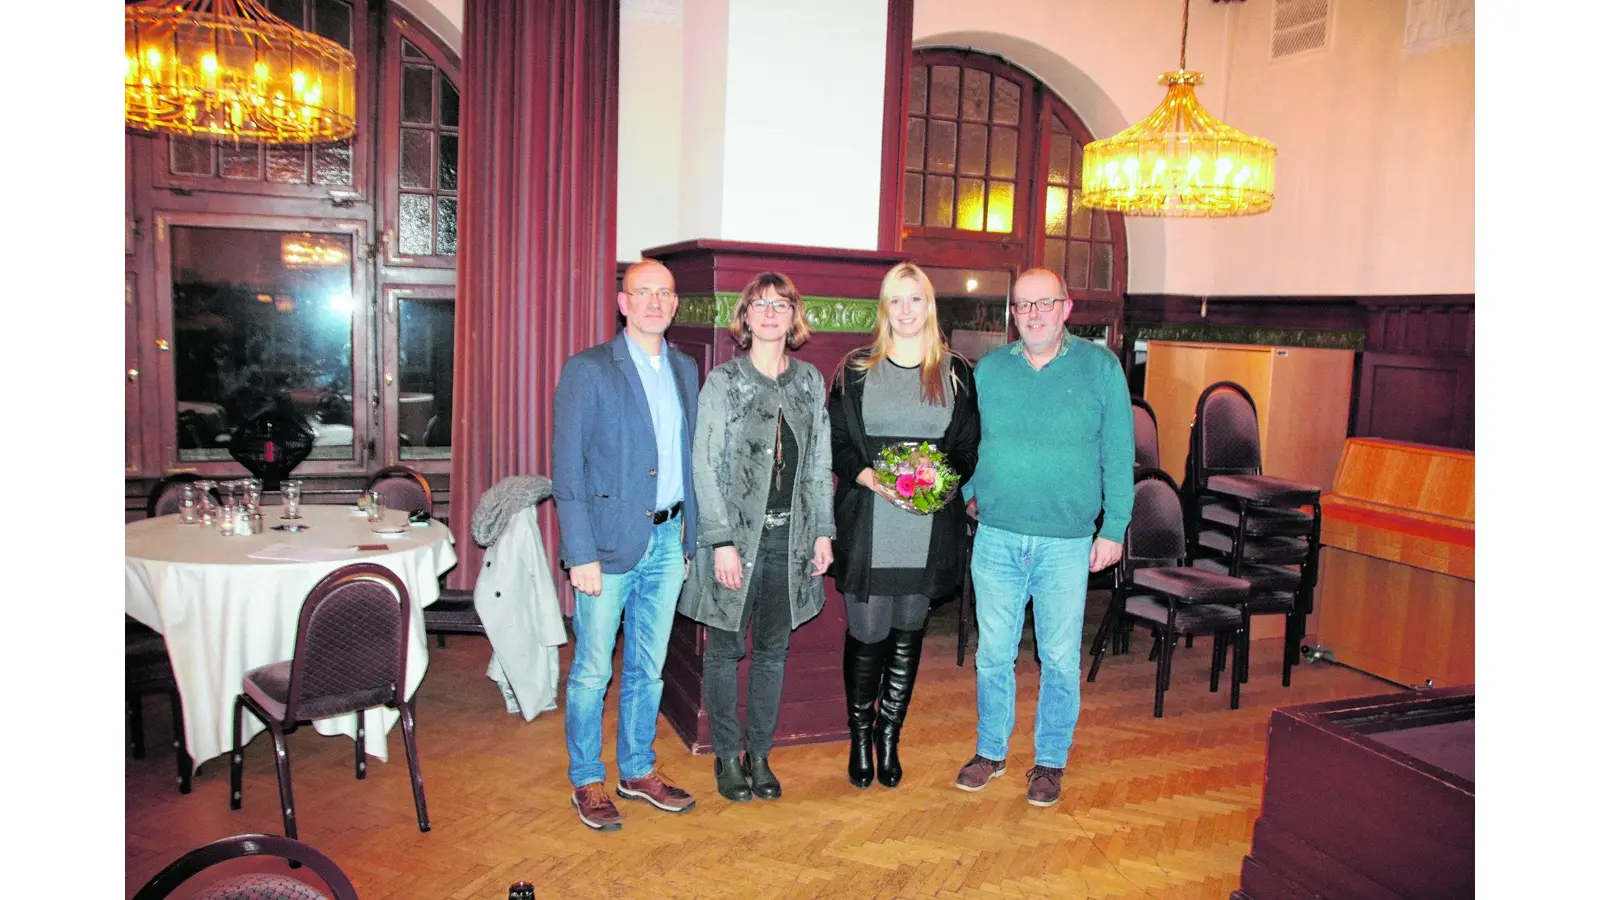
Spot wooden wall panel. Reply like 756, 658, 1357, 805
1142, 341, 1353, 493
1314, 547, 1474, 688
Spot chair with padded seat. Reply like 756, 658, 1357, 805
1182, 381, 1324, 687
132, 833, 357, 900
1087, 469, 1253, 717
229, 562, 429, 841
365, 465, 433, 518
1182, 382, 1315, 554
129, 478, 198, 793
1131, 395, 1160, 475
127, 617, 193, 794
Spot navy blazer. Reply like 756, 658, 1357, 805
551, 331, 699, 574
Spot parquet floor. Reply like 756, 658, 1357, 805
125, 593, 1389, 899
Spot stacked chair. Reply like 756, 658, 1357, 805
1087, 469, 1253, 717
1181, 381, 1324, 688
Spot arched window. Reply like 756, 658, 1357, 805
125, 1, 461, 498
898, 49, 1128, 314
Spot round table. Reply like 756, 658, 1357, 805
126, 505, 457, 769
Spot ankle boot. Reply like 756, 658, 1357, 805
714, 756, 752, 802
874, 628, 925, 788
844, 633, 889, 788
742, 753, 782, 800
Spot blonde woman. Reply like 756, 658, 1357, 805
679, 271, 836, 803
827, 261, 979, 789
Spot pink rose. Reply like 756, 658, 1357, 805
895, 473, 916, 497
915, 465, 937, 487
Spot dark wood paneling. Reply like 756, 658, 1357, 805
1355, 355, 1473, 450
646, 239, 905, 299
650, 240, 890, 752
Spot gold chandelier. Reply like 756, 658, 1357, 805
125, 0, 357, 145
1080, 0, 1275, 217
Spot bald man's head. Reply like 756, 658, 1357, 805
618, 258, 679, 343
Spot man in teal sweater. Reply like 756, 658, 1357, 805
955, 267, 1134, 808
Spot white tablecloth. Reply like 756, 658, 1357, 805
126, 505, 457, 769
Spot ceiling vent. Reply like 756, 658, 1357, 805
1271, 0, 1332, 59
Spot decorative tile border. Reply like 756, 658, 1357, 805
675, 292, 881, 333
1131, 323, 1366, 352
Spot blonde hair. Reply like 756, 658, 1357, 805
728, 271, 811, 350
844, 262, 963, 406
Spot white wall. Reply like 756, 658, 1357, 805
714, 0, 886, 251
916, 0, 1474, 296
1217, 0, 1474, 295
406, 0, 1473, 295
621, 3, 687, 259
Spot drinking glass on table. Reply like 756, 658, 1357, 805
366, 486, 387, 522
196, 480, 219, 526
219, 497, 237, 536
177, 484, 199, 525
281, 479, 303, 519
365, 491, 386, 524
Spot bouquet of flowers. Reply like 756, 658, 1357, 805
874, 441, 960, 515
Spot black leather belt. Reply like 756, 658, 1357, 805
649, 501, 683, 525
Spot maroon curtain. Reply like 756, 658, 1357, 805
877, 0, 914, 252
450, 0, 620, 608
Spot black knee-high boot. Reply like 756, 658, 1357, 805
843, 633, 888, 789
874, 628, 925, 788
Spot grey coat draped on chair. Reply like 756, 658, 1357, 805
678, 355, 837, 633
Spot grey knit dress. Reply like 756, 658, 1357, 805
861, 359, 954, 593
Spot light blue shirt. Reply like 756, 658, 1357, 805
623, 331, 684, 510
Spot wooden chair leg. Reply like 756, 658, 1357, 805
128, 692, 146, 759
168, 688, 191, 795
355, 709, 368, 780
1229, 626, 1245, 709
1154, 630, 1175, 718
399, 700, 430, 833
268, 725, 298, 842
229, 696, 246, 811
1209, 633, 1225, 693
1239, 613, 1253, 684
1185, 633, 1194, 649
1281, 615, 1302, 687
1087, 609, 1116, 682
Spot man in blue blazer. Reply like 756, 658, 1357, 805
552, 258, 700, 832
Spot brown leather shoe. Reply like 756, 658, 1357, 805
572, 782, 622, 831
1026, 765, 1063, 807
954, 754, 1007, 792
617, 771, 696, 813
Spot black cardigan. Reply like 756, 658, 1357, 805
826, 351, 980, 601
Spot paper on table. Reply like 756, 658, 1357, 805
247, 543, 360, 562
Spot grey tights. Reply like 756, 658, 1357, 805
844, 593, 931, 643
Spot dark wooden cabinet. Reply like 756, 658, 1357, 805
1234, 686, 1474, 900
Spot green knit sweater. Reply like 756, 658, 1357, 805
967, 335, 1135, 542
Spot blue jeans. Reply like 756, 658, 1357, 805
970, 524, 1091, 769
565, 517, 685, 787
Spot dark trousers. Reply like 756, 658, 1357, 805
704, 523, 792, 759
